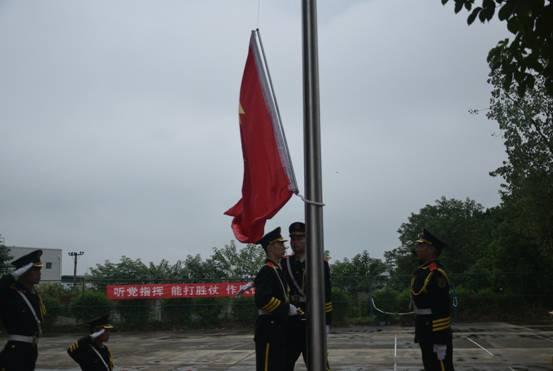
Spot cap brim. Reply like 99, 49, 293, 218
416, 239, 432, 245
290, 232, 305, 236
33, 263, 43, 268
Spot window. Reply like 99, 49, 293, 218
46, 262, 52, 269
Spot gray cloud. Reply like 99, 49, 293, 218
0, 0, 508, 274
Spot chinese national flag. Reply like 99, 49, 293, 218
225, 31, 297, 243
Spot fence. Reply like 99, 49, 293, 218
5, 271, 551, 333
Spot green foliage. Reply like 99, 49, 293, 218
0, 238, 11, 273
87, 257, 151, 290
384, 193, 553, 314
38, 283, 79, 317
385, 197, 489, 288
487, 71, 553, 255
210, 241, 265, 279
161, 298, 194, 327
371, 287, 402, 322
117, 300, 152, 326
87, 241, 259, 290
331, 251, 388, 295
453, 286, 537, 321
192, 298, 229, 327
331, 287, 355, 323
230, 297, 256, 323
41, 296, 62, 329
440, 0, 553, 95
71, 291, 113, 322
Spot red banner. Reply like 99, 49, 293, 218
106, 282, 254, 300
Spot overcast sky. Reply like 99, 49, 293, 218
0, 0, 509, 275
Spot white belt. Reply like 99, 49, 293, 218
7, 335, 38, 344
415, 308, 432, 315
258, 309, 270, 315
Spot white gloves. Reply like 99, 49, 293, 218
90, 329, 106, 340
288, 304, 299, 316
11, 263, 34, 279
433, 344, 447, 360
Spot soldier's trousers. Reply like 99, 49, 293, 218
284, 317, 307, 371
0, 341, 38, 371
419, 338, 454, 371
284, 317, 331, 371
255, 315, 286, 371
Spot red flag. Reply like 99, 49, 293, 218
225, 31, 298, 243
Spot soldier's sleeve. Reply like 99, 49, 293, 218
324, 261, 333, 325
67, 336, 92, 365
254, 266, 289, 318
429, 268, 451, 345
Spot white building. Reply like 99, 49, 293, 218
6, 246, 62, 282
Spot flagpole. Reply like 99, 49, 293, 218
302, 0, 327, 370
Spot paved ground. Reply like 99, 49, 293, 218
3, 322, 551, 370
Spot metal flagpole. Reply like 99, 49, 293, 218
302, 0, 327, 370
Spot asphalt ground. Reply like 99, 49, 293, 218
2, 322, 551, 370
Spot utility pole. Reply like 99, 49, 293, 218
68, 251, 84, 285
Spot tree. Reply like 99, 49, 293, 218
384, 197, 489, 288
440, 0, 553, 95
0, 234, 11, 273
331, 251, 388, 319
209, 241, 265, 279
331, 251, 387, 295
88, 256, 151, 290
487, 70, 553, 254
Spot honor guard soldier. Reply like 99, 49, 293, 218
67, 314, 114, 371
254, 227, 300, 371
0, 250, 45, 371
282, 222, 332, 371
411, 229, 454, 371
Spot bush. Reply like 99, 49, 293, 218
332, 287, 354, 323
71, 291, 113, 322
41, 296, 62, 329
191, 298, 229, 327
371, 287, 401, 323
455, 286, 523, 321
38, 283, 79, 317
117, 300, 152, 327
230, 297, 256, 323
161, 298, 194, 328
